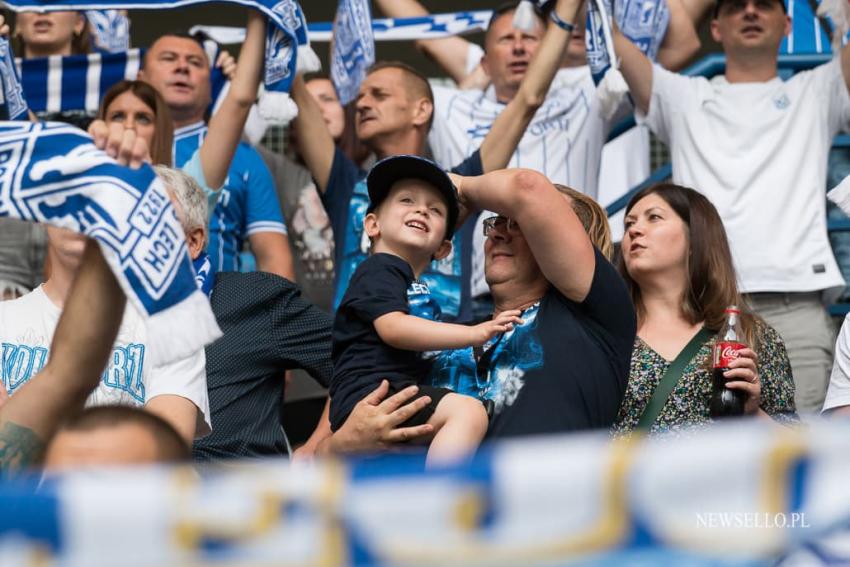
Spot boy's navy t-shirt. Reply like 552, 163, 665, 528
323, 149, 482, 322
330, 253, 429, 429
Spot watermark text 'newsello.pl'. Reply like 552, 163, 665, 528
696, 513, 810, 529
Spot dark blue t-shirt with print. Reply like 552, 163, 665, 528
428, 248, 636, 437
322, 148, 482, 322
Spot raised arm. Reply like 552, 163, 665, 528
458, 169, 595, 302
841, 38, 850, 95
0, 242, 125, 478
480, 0, 580, 172
373, 0, 477, 84
656, 0, 701, 71
614, 27, 654, 115
250, 231, 295, 279
291, 74, 336, 192
200, 10, 265, 190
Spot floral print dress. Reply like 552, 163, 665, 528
613, 322, 798, 435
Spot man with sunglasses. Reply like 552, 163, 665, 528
613, 0, 850, 415
316, 170, 636, 449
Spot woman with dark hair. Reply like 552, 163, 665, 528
613, 183, 797, 434
97, 80, 174, 167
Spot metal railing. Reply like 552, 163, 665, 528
603, 53, 850, 316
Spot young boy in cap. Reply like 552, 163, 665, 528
329, 155, 522, 466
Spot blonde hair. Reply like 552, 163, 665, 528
554, 184, 614, 261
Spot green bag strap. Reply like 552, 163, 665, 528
636, 327, 715, 431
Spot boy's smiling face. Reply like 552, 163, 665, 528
365, 179, 453, 271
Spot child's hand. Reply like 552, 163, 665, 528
470, 309, 523, 346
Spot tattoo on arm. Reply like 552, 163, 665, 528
0, 421, 45, 480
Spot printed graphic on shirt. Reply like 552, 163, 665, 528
290, 186, 334, 287
333, 178, 463, 319
407, 279, 441, 321
2, 341, 146, 403
482, 302, 544, 412
428, 302, 544, 412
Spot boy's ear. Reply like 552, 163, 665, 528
364, 212, 381, 238
432, 239, 452, 262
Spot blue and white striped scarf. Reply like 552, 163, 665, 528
16, 48, 228, 117
2, 0, 318, 121
0, 121, 221, 363
331, 0, 375, 105
587, 0, 670, 85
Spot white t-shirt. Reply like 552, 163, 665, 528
0, 286, 212, 437
825, 313, 850, 412
430, 66, 608, 196
639, 59, 850, 293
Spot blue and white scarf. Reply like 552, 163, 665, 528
585, 0, 670, 119
192, 11, 494, 44
2, 0, 319, 122
0, 121, 221, 363
18, 48, 141, 115
586, 0, 670, 84
16, 48, 228, 117
0, 37, 28, 120
331, 0, 375, 105
85, 10, 131, 53
193, 252, 216, 297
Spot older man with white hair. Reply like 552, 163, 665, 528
151, 165, 334, 461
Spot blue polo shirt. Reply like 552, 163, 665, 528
173, 122, 287, 272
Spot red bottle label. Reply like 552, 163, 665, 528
713, 341, 746, 369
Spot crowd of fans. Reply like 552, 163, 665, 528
1, 0, 850, 479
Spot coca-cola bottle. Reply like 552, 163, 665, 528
710, 306, 747, 418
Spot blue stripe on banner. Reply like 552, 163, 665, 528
788, 455, 808, 513
3, 0, 306, 99
61, 58, 86, 111
0, 476, 63, 554
21, 56, 48, 112
101, 50, 130, 98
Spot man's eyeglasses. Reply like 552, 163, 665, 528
482, 215, 520, 237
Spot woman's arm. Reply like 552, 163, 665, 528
455, 169, 595, 302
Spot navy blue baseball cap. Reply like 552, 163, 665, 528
366, 155, 460, 240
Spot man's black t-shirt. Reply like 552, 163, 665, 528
329, 253, 429, 430
428, 248, 636, 437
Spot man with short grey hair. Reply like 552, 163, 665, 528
144, 164, 333, 461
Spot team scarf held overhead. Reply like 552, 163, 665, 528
17, 48, 229, 118
0, 121, 222, 364
0, 37, 28, 120
331, 0, 375, 105
2, 0, 319, 123
85, 10, 131, 53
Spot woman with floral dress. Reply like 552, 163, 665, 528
613, 184, 797, 434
